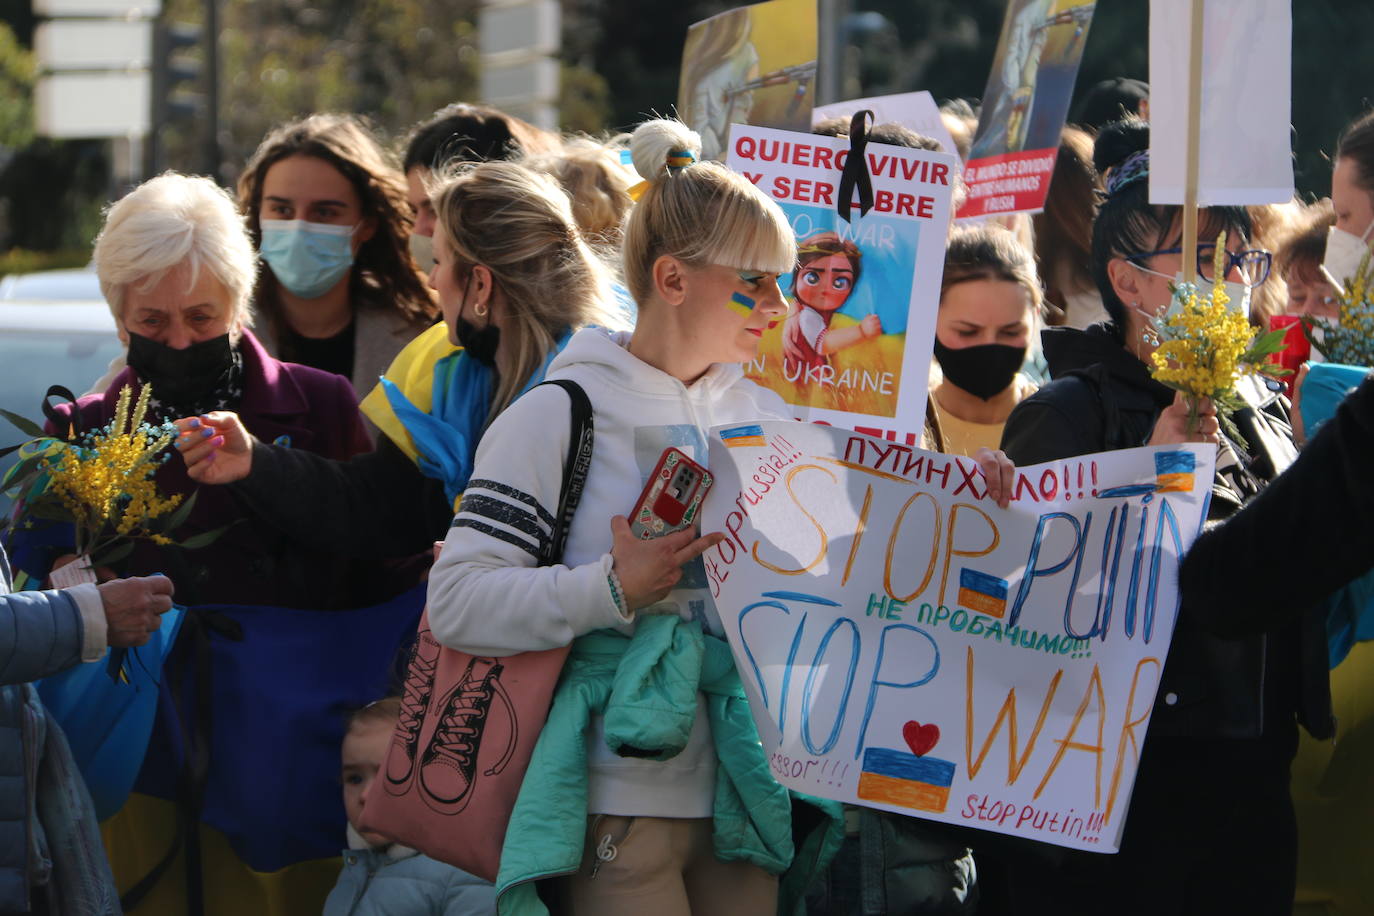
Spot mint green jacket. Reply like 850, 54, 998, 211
494, 614, 843, 915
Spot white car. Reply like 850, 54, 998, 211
0, 288, 121, 516
0, 265, 103, 302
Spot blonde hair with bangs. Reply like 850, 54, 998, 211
622, 119, 796, 306
432, 161, 620, 424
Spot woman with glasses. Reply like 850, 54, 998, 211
988, 119, 1328, 916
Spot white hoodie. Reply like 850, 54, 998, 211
427, 327, 790, 818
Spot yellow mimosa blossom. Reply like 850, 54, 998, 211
1147, 233, 1288, 432
34, 384, 183, 558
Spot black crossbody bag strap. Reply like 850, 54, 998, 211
535, 380, 593, 565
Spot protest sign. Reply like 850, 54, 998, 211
701, 420, 1215, 852
679, 0, 818, 161
813, 91, 960, 165
1148, 0, 1293, 206
957, 0, 1096, 219
726, 124, 957, 438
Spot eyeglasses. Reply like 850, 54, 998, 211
1127, 243, 1273, 289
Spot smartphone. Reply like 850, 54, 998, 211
629, 447, 713, 540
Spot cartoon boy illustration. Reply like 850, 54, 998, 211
783, 232, 881, 368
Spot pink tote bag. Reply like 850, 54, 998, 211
359, 380, 593, 881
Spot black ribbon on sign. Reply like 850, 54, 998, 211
836, 109, 876, 224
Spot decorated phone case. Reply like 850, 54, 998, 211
629, 447, 713, 540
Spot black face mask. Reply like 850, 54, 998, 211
455, 315, 501, 368
932, 339, 1026, 401
452, 271, 500, 367
126, 332, 237, 407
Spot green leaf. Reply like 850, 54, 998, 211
177, 523, 233, 550
1249, 327, 1292, 355
90, 541, 135, 567
0, 407, 44, 439
0, 453, 44, 490
163, 489, 199, 533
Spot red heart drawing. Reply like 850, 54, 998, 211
903, 721, 940, 757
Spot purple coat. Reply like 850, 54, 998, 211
47, 330, 372, 609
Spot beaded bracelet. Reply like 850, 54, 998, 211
607, 569, 629, 616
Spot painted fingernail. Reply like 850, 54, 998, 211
210, 435, 225, 447
189, 418, 201, 429
174, 438, 186, 449
202, 427, 214, 438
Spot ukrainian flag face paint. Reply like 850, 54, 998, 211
728, 291, 758, 318
688, 265, 787, 367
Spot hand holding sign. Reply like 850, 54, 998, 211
610, 516, 724, 611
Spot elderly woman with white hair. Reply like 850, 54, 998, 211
35, 172, 372, 609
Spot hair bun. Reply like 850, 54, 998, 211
630, 119, 703, 183
1092, 118, 1150, 175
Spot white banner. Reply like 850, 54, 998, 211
1148, 0, 1293, 206
701, 420, 1215, 852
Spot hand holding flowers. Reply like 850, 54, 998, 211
1, 384, 222, 582
1144, 232, 1290, 439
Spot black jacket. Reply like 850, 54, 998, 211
229, 435, 453, 563
1181, 375, 1374, 632
1001, 323, 1333, 740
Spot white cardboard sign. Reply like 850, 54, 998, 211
725, 124, 957, 440
1148, 0, 1294, 206
701, 420, 1214, 852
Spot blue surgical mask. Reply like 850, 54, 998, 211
259, 218, 357, 299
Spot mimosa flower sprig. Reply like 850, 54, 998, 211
1145, 232, 1290, 435
1, 384, 220, 568
1305, 247, 1374, 366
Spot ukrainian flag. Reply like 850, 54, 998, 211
1154, 450, 1196, 493
856, 747, 956, 814
102, 586, 425, 914
720, 424, 767, 448
958, 568, 1010, 618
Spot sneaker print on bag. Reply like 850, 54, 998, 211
419, 656, 518, 815
385, 627, 441, 795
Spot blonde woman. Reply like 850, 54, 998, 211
425, 119, 839, 914
176, 160, 621, 575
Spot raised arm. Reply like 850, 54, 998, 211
1180, 376, 1374, 634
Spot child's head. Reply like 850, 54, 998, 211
621, 118, 796, 368
793, 233, 862, 316
342, 696, 401, 847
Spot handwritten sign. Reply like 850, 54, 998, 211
958, 0, 1096, 218
726, 124, 957, 438
702, 420, 1214, 852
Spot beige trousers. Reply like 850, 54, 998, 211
557, 815, 779, 915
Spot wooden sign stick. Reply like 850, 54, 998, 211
1180, 0, 1206, 282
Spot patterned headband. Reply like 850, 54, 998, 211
1105, 149, 1149, 197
